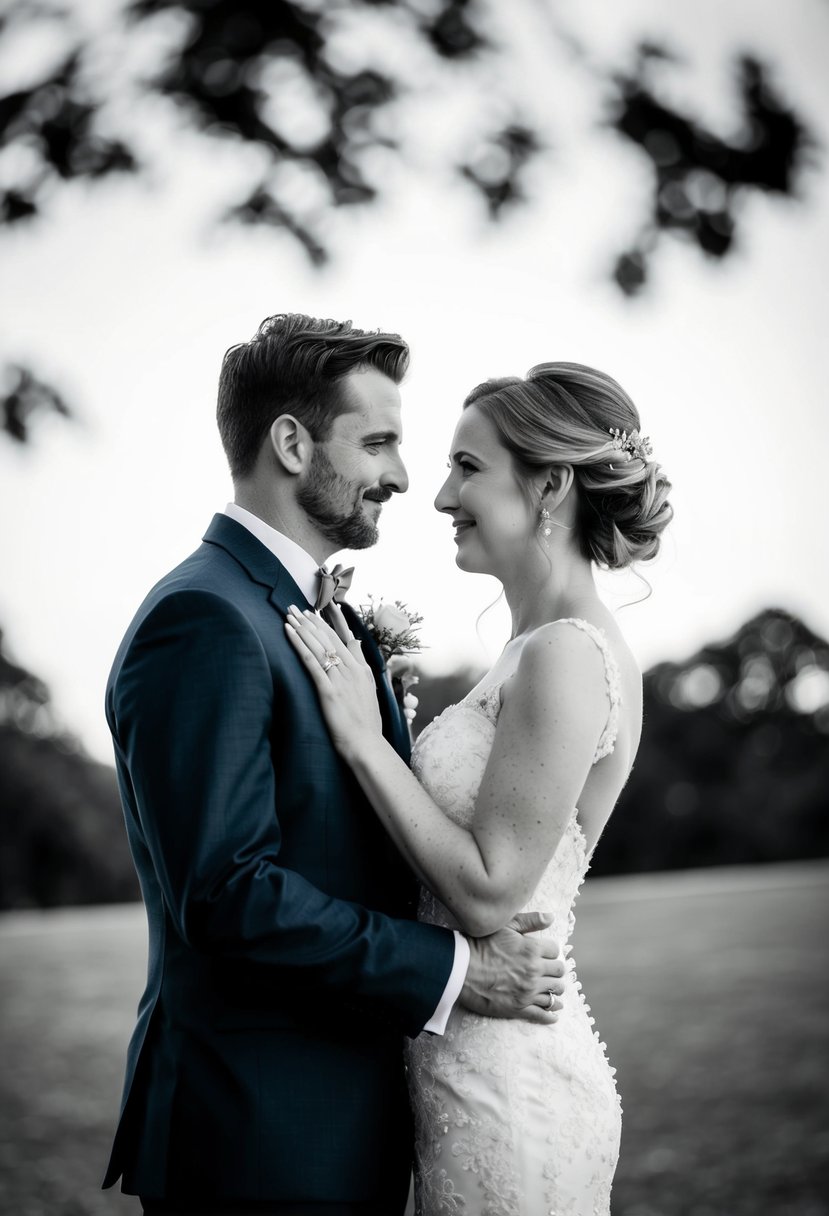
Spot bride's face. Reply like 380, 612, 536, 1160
434, 405, 537, 577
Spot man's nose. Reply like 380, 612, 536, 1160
381, 451, 409, 494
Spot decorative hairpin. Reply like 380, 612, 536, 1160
608, 427, 653, 462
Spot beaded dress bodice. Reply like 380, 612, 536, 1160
406, 618, 623, 1216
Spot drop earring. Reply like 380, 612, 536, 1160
538, 506, 572, 539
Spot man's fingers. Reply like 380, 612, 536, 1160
517, 1006, 559, 1026
506, 914, 562, 967
509, 911, 553, 934
530, 991, 564, 1012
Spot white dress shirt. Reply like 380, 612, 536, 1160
223, 503, 469, 1034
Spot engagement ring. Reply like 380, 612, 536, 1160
321, 651, 341, 673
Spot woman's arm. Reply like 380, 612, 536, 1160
287, 606, 609, 936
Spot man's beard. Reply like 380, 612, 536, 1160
297, 445, 389, 550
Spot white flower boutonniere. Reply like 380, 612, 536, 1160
358, 598, 424, 664
358, 597, 423, 729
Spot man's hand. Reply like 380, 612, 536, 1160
460, 912, 565, 1024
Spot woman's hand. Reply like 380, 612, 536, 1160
285, 605, 384, 762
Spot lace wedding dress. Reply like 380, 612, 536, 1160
407, 619, 623, 1216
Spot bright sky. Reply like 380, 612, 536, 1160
1, 0, 828, 763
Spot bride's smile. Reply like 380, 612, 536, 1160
435, 404, 543, 577
450, 517, 475, 540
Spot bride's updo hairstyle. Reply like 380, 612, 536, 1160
464, 362, 673, 569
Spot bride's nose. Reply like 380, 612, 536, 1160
434, 469, 458, 514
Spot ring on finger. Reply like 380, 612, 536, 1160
543, 989, 556, 1011
321, 650, 341, 674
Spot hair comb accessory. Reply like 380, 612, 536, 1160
608, 427, 653, 462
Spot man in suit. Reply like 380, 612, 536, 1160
104, 313, 563, 1215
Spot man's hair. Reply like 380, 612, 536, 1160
216, 313, 409, 478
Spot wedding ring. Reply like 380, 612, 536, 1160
544, 990, 556, 1011
321, 650, 341, 673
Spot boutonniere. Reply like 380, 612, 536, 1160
358, 598, 423, 728
358, 598, 424, 663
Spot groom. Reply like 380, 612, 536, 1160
103, 313, 563, 1215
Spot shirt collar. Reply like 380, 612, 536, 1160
223, 503, 320, 605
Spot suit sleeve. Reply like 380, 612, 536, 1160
109, 588, 455, 1037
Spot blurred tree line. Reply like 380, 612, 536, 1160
416, 606, 829, 879
0, 0, 817, 437
0, 633, 138, 907
1, 606, 827, 909
592, 607, 829, 875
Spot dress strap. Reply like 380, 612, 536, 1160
553, 618, 622, 762
461, 680, 503, 723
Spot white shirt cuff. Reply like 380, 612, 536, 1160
422, 931, 470, 1035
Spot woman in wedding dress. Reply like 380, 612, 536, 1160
287, 362, 672, 1215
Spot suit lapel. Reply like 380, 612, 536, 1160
202, 515, 410, 761
342, 603, 411, 763
202, 514, 314, 617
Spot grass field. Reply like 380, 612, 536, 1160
1, 861, 827, 1215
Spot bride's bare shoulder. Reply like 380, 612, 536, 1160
500, 621, 609, 715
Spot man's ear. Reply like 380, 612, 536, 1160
268, 415, 312, 475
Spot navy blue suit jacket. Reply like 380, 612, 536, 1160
103, 514, 455, 1207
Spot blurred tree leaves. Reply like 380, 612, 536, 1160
0, 2, 815, 276
0, 363, 72, 443
610, 46, 816, 294
0, 46, 137, 214
0, 0, 818, 438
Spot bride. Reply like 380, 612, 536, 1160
286, 362, 673, 1215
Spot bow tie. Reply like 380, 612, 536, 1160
315, 564, 354, 612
